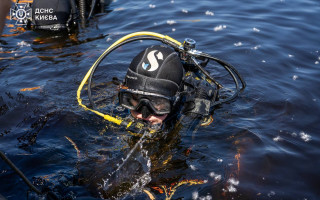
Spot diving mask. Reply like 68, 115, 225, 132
119, 89, 174, 117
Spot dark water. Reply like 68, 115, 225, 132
1, 0, 320, 199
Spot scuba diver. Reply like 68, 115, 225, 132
118, 44, 218, 128
9, 0, 110, 31
80, 45, 227, 199
75, 32, 246, 199
77, 32, 246, 132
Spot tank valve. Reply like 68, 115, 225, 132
183, 38, 196, 51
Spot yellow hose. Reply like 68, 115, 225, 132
77, 31, 181, 126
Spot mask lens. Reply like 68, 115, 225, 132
120, 92, 137, 109
129, 94, 139, 107
148, 96, 171, 113
119, 90, 172, 115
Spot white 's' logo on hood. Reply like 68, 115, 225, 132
142, 50, 163, 71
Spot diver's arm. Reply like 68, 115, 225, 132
0, 0, 11, 35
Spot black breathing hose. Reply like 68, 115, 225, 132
0, 151, 59, 200
87, 0, 97, 20
190, 57, 222, 88
192, 52, 246, 108
0, 151, 42, 195
69, 0, 78, 25
200, 52, 246, 91
79, 0, 86, 28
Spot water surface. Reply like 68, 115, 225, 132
1, 0, 320, 199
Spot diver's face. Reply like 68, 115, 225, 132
130, 110, 168, 125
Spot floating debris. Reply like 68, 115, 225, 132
227, 184, 237, 192
253, 27, 260, 32
252, 45, 261, 50
149, 4, 156, 8
213, 25, 226, 32
209, 172, 221, 181
268, 190, 276, 197
214, 175, 221, 181
65, 136, 81, 158
228, 178, 239, 186
205, 10, 214, 16
143, 189, 155, 200
273, 136, 282, 142
292, 75, 298, 80
234, 42, 243, 47
226, 178, 239, 193
300, 131, 311, 142
194, 193, 213, 200
182, 9, 188, 13
167, 20, 176, 25
162, 154, 172, 165
192, 191, 199, 200
19, 86, 41, 92
217, 158, 223, 162
190, 164, 197, 171
172, 28, 176, 32
288, 54, 294, 58
154, 179, 206, 200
